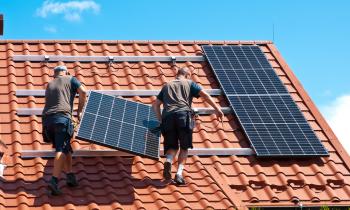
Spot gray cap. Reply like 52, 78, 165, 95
54, 65, 67, 72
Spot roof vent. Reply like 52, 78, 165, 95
327, 179, 344, 188
309, 184, 325, 193
249, 180, 266, 189
287, 179, 305, 189
270, 184, 287, 193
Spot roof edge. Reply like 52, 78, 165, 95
267, 43, 350, 170
0, 40, 273, 45
248, 201, 350, 208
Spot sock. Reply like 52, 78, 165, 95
176, 164, 184, 176
165, 154, 173, 163
51, 176, 58, 184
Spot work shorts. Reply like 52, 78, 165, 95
161, 111, 194, 154
43, 115, 74, 154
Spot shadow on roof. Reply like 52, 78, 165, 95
0, 156, 171, 207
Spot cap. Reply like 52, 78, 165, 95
54, 65, 67, 72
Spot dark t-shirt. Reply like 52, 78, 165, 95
42, 75, 81, 122
157, 79, 202, 118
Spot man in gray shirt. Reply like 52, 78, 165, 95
42, 65, 87, 195
153, 67, 223, 185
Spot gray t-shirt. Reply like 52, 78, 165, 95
42, 75, 81, 118
157, 79, 202, 118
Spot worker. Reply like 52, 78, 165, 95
42, 65, 87, 195
152, 67, 223, 185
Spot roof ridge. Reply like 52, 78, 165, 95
0, 40, 273, 44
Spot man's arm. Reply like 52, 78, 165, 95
199, 90, 224, 122
77, 85, 87, 121
152, 99, 163, 122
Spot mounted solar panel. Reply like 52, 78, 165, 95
203, 45, 289, 95
203, 45, 328, 157
76, 91, 160, 160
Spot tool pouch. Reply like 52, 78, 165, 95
67, 118, 74, 137
42, 116, 52, 143
187, 110, 196, 130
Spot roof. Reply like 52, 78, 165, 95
1, 40, 350, 210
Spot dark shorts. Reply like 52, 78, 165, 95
161, 111, 193, 154
43, 115, 73, 154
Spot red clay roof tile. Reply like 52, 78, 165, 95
0, 40, 349, 209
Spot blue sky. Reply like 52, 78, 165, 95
1, 0, 350, 151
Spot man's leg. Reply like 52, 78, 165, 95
49, 151, 65, 195
48, 123, 67, 195
165, 149, 177, 162
162, 114, 178, 180
174, 149, 188, 185
63, 152, 72, 173
64, 152, 78, 187
53, 152, 66, 177
177, 149, 188, 171
174, 112, 193, 185
163, 148, 177, 180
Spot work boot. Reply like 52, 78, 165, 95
163, 162, 172, 180
66, 173, 79, 187
174, 174, 186, 185
48, 177, 62, 196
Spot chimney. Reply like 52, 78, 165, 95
0, 14, 3, 35
0, 14, 4, 35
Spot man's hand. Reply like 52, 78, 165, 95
199, 90, 224, 123
152, 99, 163, 122
77, 112, 82, 122
77, 85, 87, 122
214, 109, 224, 123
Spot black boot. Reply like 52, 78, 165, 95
174, 174, 186, 185
48, 176, 62, 196
66, 173, 79, 187
163, 162, 172, 180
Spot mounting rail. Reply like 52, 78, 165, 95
21, 148, 254, 158
16, 107, 232, 116
16, 89, 223, 97
12, 55, 206, 63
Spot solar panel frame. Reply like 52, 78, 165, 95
203, 45, 329, 157
76, 91, 161, 160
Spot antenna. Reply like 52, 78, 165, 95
272, 23, 275, 43
0, 14, 3, 35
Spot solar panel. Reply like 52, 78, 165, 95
203, 45, 288, 95
76, 91, 160, 159
203, 45, 328, 157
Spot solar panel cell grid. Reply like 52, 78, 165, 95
205, 46, 290, 95
203, 45, 328, 157
228, 95, 308, 125
77, 91, 160, 159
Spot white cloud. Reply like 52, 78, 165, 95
44, 26, 57, 33
321, 94, 350, 154
36, 0, 100, 22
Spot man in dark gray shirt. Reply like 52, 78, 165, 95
42, 65, 87, 195
153, 67, 223, 185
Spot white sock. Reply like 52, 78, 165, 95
165, 154, 173, 163
176, 164, 184, 176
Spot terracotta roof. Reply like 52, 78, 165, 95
1, 40, 350, 209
